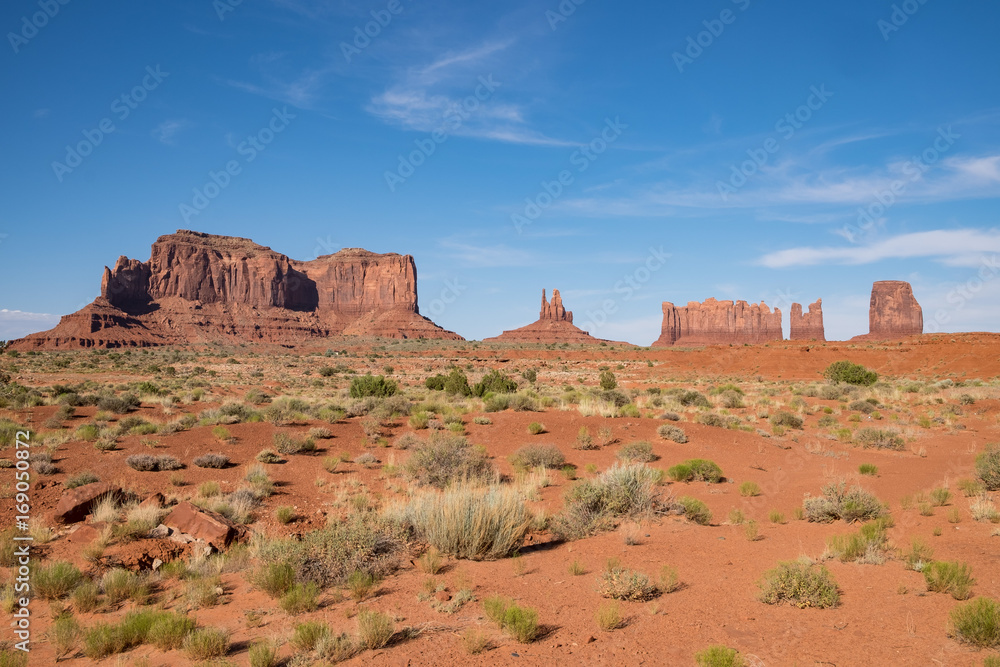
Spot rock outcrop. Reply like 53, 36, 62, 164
484, 289, 623, 345
852, 280, 923, 340
652, 298, 782, 347
13, 230, 462, 349
790, 299, 825, 341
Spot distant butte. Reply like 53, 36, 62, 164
790, 299, 825, 341
12, 230, 462, 349
484, 289, 625, 345
851, 280, 923, 341
652, 298, 783, 347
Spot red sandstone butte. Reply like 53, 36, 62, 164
852, 280, 923, 341
12, 230, 462, 349
484, 289, 624, 345
652, 298, 783, 347
790, 299, 825, 341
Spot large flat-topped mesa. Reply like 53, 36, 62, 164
484, 289, 624, 345
852, 280, 923, 341
13, 230, 461, 349
652, 298, 783, 347
790, 299, 825, 341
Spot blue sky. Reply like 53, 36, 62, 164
2, 0, 999, 344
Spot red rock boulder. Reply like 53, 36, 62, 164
162, 501, 236, 549
53, 483, 121, 524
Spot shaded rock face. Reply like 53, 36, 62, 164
867, 280, 923, 338
652, 298, 782, 347
54, 483, 121, 524
163, 501, 236, 549
790, 299, 825, 341
484, 289, 626, 345
14, 230, 461, 348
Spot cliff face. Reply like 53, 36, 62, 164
652, 298, 783, 347
14, 230, 460, 349
790, 299, 825, 341
852, 280, 923, 340
484, 289, 625, 345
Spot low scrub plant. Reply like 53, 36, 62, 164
509, 443, 565, 470
678, 496, 712, 525
758, 560, 840, 608
948, 596, 1000, 648
668, 459, 723, 483
976, 444, 1000, 490
404, 433, 495, 489
617, 440, 655, 463
695, 645, 745, 667
825, 518, 891, 564
823, 360, 878, 386
34, 561, 83, 599
482, 595, 539, 643
598, 566, 659, 601
924, 561, 975, 600
739, 481, 761, 497
551, 463, 660, 539
182, 627, 230, 661
855, 427, 905, 451
595, 601, 623, 631
657, 423, 688, 443
356, 609, 395, 650
803, 480, 886, 523
770, 411, 803, 430
193, 453, 229, 469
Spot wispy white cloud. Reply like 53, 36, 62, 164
152, 120, 185, 145
227, 52, 334, 109
758, 228, 1000, 268
438, 240, 539, 268
0, 309, 59, 340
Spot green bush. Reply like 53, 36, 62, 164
695, 645, 745, 667
677, 390, 711, 408
183, 627, 230, 660
147, 612, 196, 650
825, 518, 891, 564
509, 443, 565, 470
349, 375, 398, 398
404, 433, 495, 488
976, 444, 1000, 490
803, 481, 886, 523
599, 371, 617, 391
949, 597, 1000, 648
482, 596, 539, 643
758, 561, 840, 608
823, 361, 878, 386
616, 441, 655, 463
280, 582, 321, 614
357, 609, 395, 650
472, 370, 518, 397
34, 561, 82, 599
924, 561, 975, 600
401, 484, 528, 560
669, 459, 723, 483
678, 496, 712, 525
770, 411, 804, 429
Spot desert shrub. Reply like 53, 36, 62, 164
855, 427, 905, 450
101, 568, 148, 604
616, 440, 655, 463
273, 431, 313, 455
147, 612, 196, 650
250, 562, 296, 598
758, 561, 840, 608
510, 444, 565, 470
400, 483, 529, 559
924, 561, 976, 600
193, 453, 229, 468
551, 464, 659, 539
676, 390, 711, 408
125, 454, 181, 472
949, 597, 1000, 648
280, 582, 321, 614
902, 538, 934, 571
34, 561, 82, 599
598, 566, 659, 601
717, 390, 745, 409
678, 496, 712, 525
256, 449, 281, 463
249, 641, 280, 667
803, 481, 886, 523
97, 393, 140, 414
291, 620, 330, 651
472, 370, 518, 397
770, 411, 803, 429
349, 374, 398, 398
599, 371, 617, 390
739, 481, 761, 497
72, 580, 100, 612
482, 595, 539, 643
669, 458, 723, 483
976, 444, 1000, 490
404, 433, 495, 489
698, 413, 727, 428
527, 421, 545, 435
858, 463, 878, 476
575, 426, 596, 450
357, 609, 395, 650
657, 424, 688, 443
183, 627, 230, 660
659, 411, 681, 421
595, 601, 623, 631
695, 645, 745, 667
257, 514, 408, 588
824, 361, 878, 386
825, 518, 891, 564
848, 399, 876, 414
